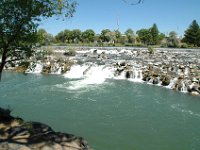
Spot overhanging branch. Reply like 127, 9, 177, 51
122, 0, 144, 5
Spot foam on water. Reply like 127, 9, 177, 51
27, 63, 43, 74
64, 64, 115, 90
64, 65, 88, 79
63, 63, 146, 89
171, 104, 200, 117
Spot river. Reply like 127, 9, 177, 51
0, 72, 200, 150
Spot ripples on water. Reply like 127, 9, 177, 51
0, 72, 200, 150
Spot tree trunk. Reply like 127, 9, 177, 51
0, 49, 7, 81
0, 58, 6, 81
0, 61, 5, 81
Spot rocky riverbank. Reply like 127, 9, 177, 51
0, 107, 91, 150
4, 46, 200, 96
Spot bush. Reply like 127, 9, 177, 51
148, 46, 155, 54
180, 43, 188, 48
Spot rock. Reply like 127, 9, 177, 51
179, 65, 185, 69
153, 77, 159, 84
187, 83, 200, 94
178, 76, 184, 80
115, 68, 124, 76
0, 107, 91, 150
191, 77, 198, 83
142, 73, 149, 81
191, 91, 199, 96
42, 65, 51, 74
125, 71, 133, 78
161, 75, 171, 86
63, 50, 76, 56
120, 62, 126, 67
15, 66, 27, 73
93, 49, 97, 54
174, 81, 182, 91
152, 72, 159, 77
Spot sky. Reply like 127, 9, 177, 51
39, 0, 200, 37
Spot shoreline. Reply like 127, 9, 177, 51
3, 47, 200, 96
0, 107, 91, 150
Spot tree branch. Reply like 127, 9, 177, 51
122, 0, 143, 5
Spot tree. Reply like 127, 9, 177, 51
106, 30, 121, 46
64, 29, 72, 43
99, 29, 112, 43
114, 30, 122, 43
70, 29, 82, 43
125, 28, 135, 44
150, 23, 159, 45
55, 31, 66, 43
81, 29, 95, 43
136, 29, 152, 45
167, 31, 180, 47
122, 0, 143, 5
37, 29, 54, 46
0, 0, 77, 80
183, 20, 200, 47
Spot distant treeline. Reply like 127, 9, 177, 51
37, 20, 200, 48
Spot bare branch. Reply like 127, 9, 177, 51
122, 0, 144, 5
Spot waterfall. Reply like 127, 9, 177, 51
181, 81, 188, 93
26, 62, 43, 74
129, 69, 143, 82
64, 65, 88, 79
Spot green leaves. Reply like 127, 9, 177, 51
81, 29, 95, 43
183, 20, 200, 47
0, 0, 77, 80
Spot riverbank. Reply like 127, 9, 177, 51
3, 46, 200, 96
0, 107, 91, 150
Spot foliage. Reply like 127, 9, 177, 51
99, 29, 112, 43
148, 46, 155, 54
125, 28, 135, 44
0, 0, 77, 80
37, 29, 54, 46
167, 31, 180, 48
136, 29, 152, 45
182, 20, 200, 47
150, 24, 159, 45
55, 31, 66, 43
81, 29, 95, 43
136, 24, 164, 45
114, 30, 122, 43
70, 29, 82, 43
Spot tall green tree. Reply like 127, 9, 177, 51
64, 29, 72, 43
114, 30, 122, 43
70, 29, 82, 43
0, 0, 77, 80
136, 29, 152, 45
150, 23, 159, 45
167, 31, 180, 47
37, 29, 54, 46
183, 20, 200, 47
125, 28, 135, 44
55, 30, 67, 43
81, 29, 95, 43
99, 29, 111, 43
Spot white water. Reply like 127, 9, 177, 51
26, 62, 43, 74
64, 64, 144, 90
64, 65, 89, 79
171, 104, 200, 117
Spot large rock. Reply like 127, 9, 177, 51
0, 107, 91, 150
161, 75, 171, 86
152, 77, 159, 84
125, 71, 133, 78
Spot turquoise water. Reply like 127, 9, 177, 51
1, 72, 200, 150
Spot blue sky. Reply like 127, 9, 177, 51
39, 0, 200, 36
